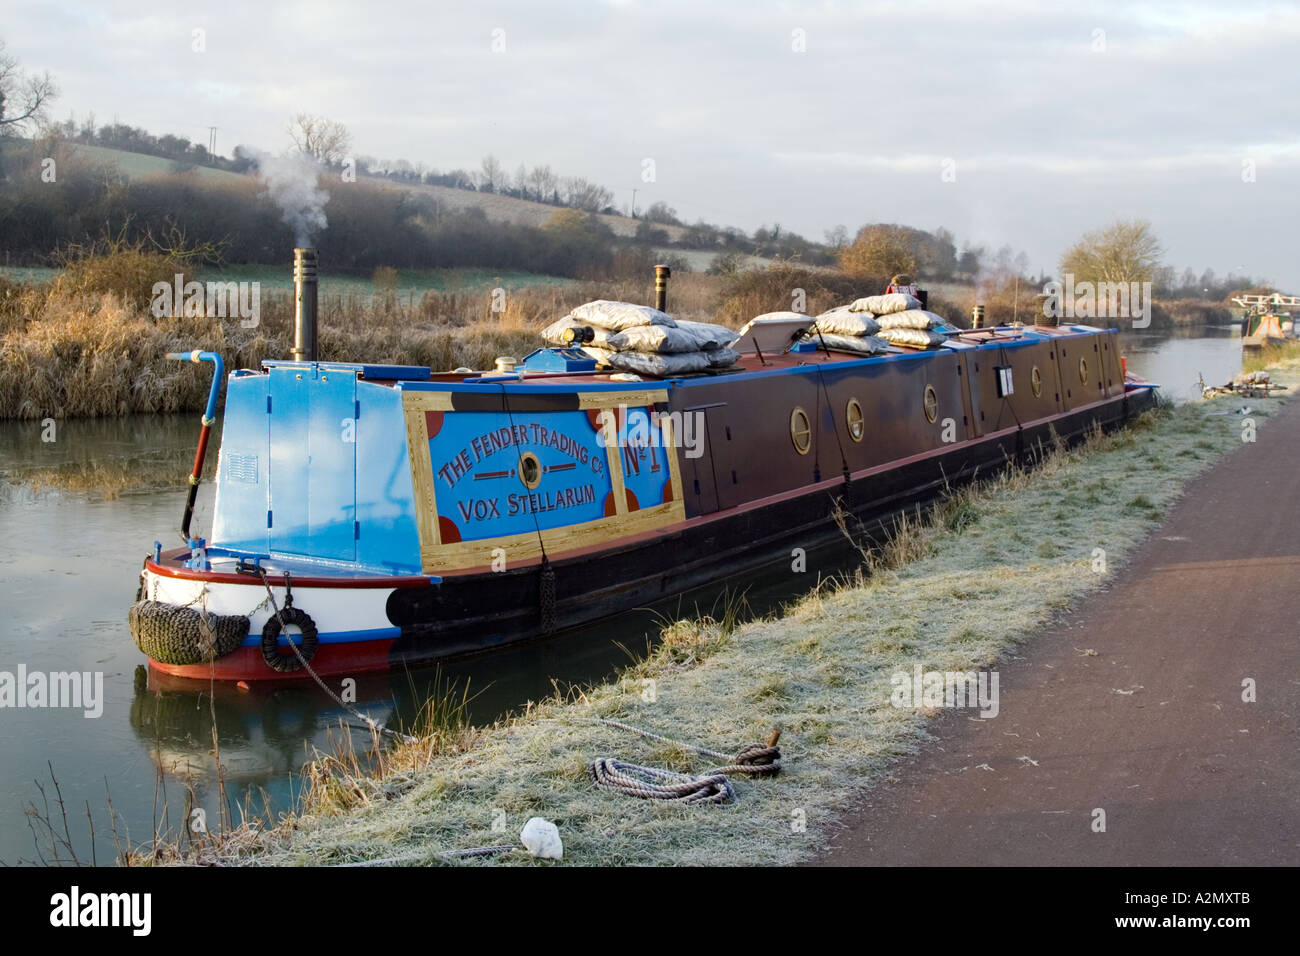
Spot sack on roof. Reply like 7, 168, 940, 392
878, 326, 948, 348
849, 292, 921, 315
675, 319, 739, 348
814, 308, 881, 337
704, 345, 741, 368
568, 300, 677, 331
607, 325, 711, 354
540, 315, 615, 348
876, 309, 946, 330
607, 320, 739, 354
582, 346, 711, 376
814, 332, 890, 355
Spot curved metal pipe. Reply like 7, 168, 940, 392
166, 350, 225, 542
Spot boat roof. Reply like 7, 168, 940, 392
254, 324, 1114, 391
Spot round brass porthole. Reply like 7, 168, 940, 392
923, 385, 939, 424
1078, 357, 1089, 385
517, 451, 542, 489
845, 398, 865, 442
790, 407, 812, 455
1031, 365, 1043, 398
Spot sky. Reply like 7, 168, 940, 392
5, 0, 1299, 287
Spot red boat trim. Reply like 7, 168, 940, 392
145, 552, 429, 588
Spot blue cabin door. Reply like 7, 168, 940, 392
267, 367, 357, 563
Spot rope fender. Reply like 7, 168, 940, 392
128, 600, 249, 665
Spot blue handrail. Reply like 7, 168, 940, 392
165, 350, 225, 543
166, 350, 224, 423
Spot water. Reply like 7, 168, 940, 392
0, 328, 1244, 864
1116, 323, 1243, 402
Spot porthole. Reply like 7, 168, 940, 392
790, 407, 812, 455
923, 385, 939, 424
1031, 365, 1043, 398
1078, 357, 1089, 385
517, 451, 542, 489
845, 398, 865, 442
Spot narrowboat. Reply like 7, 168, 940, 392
1234, 293, 1300, 350
129, 252, 1158, 681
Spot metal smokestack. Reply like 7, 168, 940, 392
654, 264, 671, 313
292, 247, 318, 362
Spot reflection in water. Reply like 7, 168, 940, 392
0, 415, 213, 498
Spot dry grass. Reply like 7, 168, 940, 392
152, 356, 1297, 868
0, 268, 733, 420
1243, 339, 1300, 374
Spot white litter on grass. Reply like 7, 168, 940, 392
520, 818, 563, 860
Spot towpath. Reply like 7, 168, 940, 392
816, 394, 1300, 865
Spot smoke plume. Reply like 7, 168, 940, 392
253, 150, 330, 247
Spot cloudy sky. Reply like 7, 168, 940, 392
7, 0, 1299, 286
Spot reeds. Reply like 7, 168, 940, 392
0, 270, 730, 419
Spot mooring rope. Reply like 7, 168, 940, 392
256, 568, 415, 744
497, 384, 558, 635
579, 718, 781, 804
588, 758, 737, 804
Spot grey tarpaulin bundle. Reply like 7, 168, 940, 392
540, 300, 741, 375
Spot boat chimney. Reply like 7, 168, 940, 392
292, 247, 319, 362
654, 264, 671, 313
972, 304, 986, 329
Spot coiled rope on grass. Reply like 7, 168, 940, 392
582, 718, 781, 805
588, 758, 737, 804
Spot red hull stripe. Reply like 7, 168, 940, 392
149, 639, 396, 682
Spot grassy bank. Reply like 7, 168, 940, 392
144, 355, 1295, 867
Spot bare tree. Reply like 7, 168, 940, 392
0, 39, 57, 133
478, 154, 505, 193
1060, 218, 1164, 285
287, 113, 351, 166
528, 164, 558, 203
562, 176, 613, 212
643, 201, 680, 225
823, 225, 849, 251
